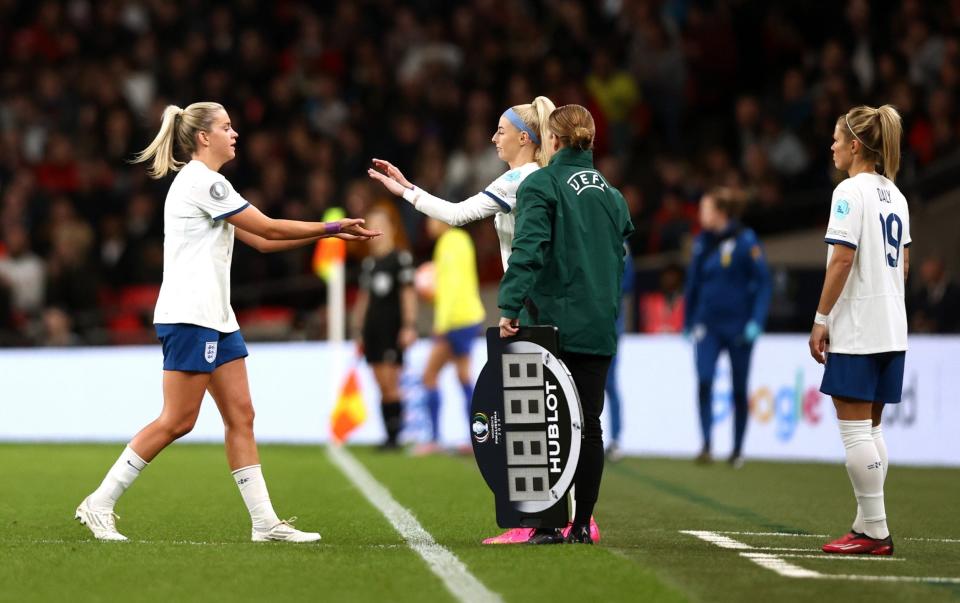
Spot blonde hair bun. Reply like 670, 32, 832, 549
548, 105, 596, 152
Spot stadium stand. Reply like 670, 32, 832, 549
1, 0, 958, 345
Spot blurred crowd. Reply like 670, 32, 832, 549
1, 0, 959, 345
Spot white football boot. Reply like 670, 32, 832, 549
75, 497, 128, 541
251, 517, 321, 543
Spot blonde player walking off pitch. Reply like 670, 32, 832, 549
810, 104, 909, 556
75, 102, 379, 542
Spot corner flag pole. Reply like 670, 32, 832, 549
314, 207, 348, 443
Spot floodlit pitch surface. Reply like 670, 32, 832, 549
1, 444, 958, 602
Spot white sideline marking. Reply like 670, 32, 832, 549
776, 554, 904, 562
685, 530, 960, 584
718, 531, 960, 544
717, 531, 827, 538
679, 532, 815, 553
679, 530, 752, 549
741, 553, 823, 578
834, 574, 960, 584
327, 445, 501, 603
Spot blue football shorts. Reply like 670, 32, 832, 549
155, 323, 249, 373
820, 351, 905, 404
440, 323, 482, 357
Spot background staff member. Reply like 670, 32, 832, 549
604, 242, 634, 462
352, 204, 417, 450
684, 188, 771, 468
498, 104, 634, 545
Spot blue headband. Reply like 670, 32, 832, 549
503, 108, 540, 145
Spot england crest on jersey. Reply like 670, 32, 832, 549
204, 341, 218, 364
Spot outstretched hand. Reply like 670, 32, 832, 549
372, 159, 412, 188
367, 159, 414, 198
333, 218, 381, 241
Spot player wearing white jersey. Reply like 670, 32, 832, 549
368, 96, 556, 269
809, 105, 908, 556
822, 173, 911, 353
369, 97, 604, 544
366, 97, 555, 454
75, 102, 379, 543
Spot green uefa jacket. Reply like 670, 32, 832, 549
498, 147, 635, 356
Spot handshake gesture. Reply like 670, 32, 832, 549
330, 218, 381, 241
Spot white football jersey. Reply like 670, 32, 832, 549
824, 172, 911, 354
406, 161, 539, 270
153, 160, 249, 332
485, 162, 539, 269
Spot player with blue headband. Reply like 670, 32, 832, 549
369, 96, 555, 271
503, 107, 540, 145
369, 97, 603, 546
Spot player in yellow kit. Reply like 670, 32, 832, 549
416, 218, 485, 454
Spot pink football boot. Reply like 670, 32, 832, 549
481, 527, 535, 544
562, 517, 601, 543
482, 517, 601, 544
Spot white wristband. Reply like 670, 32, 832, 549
401, 186, 419, 204
814, 312, 829, 326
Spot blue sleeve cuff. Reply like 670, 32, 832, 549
482, 190, 511, 213
824, 238, 857, 249
214, 203, 250, 221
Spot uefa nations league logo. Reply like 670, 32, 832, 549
472, 413, 490, 443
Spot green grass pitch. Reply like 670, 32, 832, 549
1, 443, 958, 602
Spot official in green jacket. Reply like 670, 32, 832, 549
498, 104, 635, 544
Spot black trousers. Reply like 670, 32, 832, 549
560, 351, 612, 525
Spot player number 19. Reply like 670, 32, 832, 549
878, 212, 902, 268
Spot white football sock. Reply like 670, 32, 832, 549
852, 425, 889, 533
839, 420, 889, 539
872, 425, 889, 481
87, 446, 148, 512
233, 465, 281, 531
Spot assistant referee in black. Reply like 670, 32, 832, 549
498, 104, 635, 544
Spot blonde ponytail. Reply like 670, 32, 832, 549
132, 101, 225, 179
133, 105, 184, 179
510, 96, 557, 167
876, 105, 902, 182
531, 96, 556, 166
838, 104, 903, 182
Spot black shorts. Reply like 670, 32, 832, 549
363, 328, 403, 365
